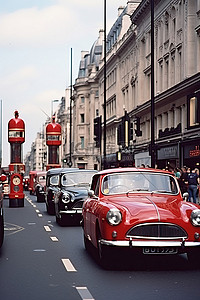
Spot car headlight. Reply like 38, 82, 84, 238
62, 193, 70, 204
106, 208, 122, 226
191, 209, 200, 226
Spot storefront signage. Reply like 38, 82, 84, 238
157, 145, 179, 160
184, 144, 200, 158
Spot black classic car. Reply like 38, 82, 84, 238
45, 168, 78, 215
54, 169, 97, 226
0, 174, 7, 248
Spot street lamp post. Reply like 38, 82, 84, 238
150, 0, 156, 168
51, 99, 59, 118
103, 0, 107, 169
69, 48, 73, 168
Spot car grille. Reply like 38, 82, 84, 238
126, 223, 188, 240
72, 200, 84, 209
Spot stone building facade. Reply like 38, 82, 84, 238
72, 0, 200, 170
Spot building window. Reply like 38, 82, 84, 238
187, 93, 200, 128
80, 113, 85, 123
80, 136, 84, 149
81, 96, 85, 103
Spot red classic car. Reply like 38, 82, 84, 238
82, 167, 200, 267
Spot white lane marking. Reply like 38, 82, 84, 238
35, 209, 40, 213
44, 226, 51, 232
38, 214, 43, 217
76, 287, 94, 300
50, 236, 58, 242
61, 259, 77, 272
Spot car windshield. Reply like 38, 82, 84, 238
61, 171, 96, 187
102, 172, 179, 195
39, 175, 46, 182
49, 175, 59, 186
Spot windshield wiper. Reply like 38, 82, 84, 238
126, 188, 149, 194
151, 190, 169, 194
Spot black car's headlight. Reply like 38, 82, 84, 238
62, 193, 70, 204
39, 186, 44, 192
191, 209, 200, 226
106, 208, 122, 226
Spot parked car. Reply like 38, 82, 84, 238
29, 170, 38, 195
35, 171, 46, 202
45, 168, 78, 215
23, 176, 29, 191
0, 174, 7, 248
82, 167, 200, 267
54, 169, 98, 226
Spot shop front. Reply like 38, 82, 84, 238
157, 144, 179, 170
182, 139, 200, 170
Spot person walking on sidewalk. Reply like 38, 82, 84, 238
187, 168, 200, 204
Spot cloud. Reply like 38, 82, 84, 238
0, 5, 77, 47
0, 66, 38, 92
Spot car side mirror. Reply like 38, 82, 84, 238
88, 190, 98, 199
182, 192, 189, 201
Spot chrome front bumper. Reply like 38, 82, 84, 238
100, 239, 200, 248
60, 209, 82, 214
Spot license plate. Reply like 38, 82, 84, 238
143, 247, 178, 254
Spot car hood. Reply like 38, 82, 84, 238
62, 186, 89, 198
113, 194, 183, 223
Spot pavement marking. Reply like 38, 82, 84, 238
4, 222, 25, 236
44, 225, 51, 232
50, 236, 58, 242
35, 209, 40, 213
38, 214, 43, 217
33, 249, 46, 252
61, 259, 77, 272
76, 287, 94, 300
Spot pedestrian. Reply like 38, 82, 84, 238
179, 166, 188, 195
174, 167, 181, 178
187, 168, 200, 204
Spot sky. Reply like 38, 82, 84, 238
0, 0, 128, 167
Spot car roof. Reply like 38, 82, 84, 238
46, 168, 78, 176
96, 167, 172, 176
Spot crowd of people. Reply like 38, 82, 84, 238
139, 163, 200, 204
173, 166, 200, 204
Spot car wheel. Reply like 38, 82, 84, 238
0, 215, 4, 248
56, 214, 68, 226
96, 228, 109, 268
187, 248, 200, 268
84, 234, 91, 251
46, 203, 55, 215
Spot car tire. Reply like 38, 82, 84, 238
96, 228, 109, 268
0, 215, 4, 248
84, 234, 91, 251
56, 214, 68, 226
46, 203, 55, 215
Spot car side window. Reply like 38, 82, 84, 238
94, 177, 100, 197
50, 175, 59, 186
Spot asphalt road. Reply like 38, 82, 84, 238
0, 192, 200, 300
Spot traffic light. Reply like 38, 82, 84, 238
135, 117, 142, 137
63, 158, 67, 163
94, 116, 102, 148
117, 111, 130, 147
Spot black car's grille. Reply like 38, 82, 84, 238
71, 200, 84, 209
126, 223, 188, 240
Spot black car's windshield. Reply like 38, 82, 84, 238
102, 172, 179, 195
61, 171, 96, 187
49, 175, 59, 186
